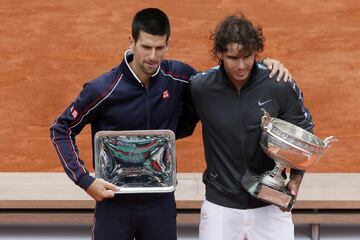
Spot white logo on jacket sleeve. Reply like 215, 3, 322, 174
162, 89, 170, 99
70, 105, 78, 118
257, 99, 273, 106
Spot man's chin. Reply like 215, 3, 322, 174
144, 67, 159, 75
234, 73, 250, 82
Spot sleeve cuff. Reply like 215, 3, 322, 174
78, 174, 96, 190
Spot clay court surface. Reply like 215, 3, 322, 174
0, 0, 359, 173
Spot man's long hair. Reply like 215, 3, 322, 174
211, 13, 264, 60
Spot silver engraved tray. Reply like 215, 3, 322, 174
94, 130, 177, 193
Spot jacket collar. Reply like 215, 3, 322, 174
120, 49, 161, 87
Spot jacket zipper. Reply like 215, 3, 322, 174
145, 87, 151, 129
236, 88, 248, 172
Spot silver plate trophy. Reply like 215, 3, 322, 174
241, 110, 337, 210
94, 130, 176, 193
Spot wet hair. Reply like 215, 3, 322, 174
132, 8, 171, 42
211, 13, 264, 58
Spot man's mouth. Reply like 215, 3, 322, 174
145, 62, 158, 67
236, 71, 247, 76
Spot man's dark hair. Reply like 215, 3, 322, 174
211, 13, 264, 57
132, 8, 171, 42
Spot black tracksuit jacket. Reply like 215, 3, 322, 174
177, 62, 314, 209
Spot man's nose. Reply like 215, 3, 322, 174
149, 48, 156, 59
237, 59, 246, 68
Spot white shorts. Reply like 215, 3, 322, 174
199, 200, 294, 240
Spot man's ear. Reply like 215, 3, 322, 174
129, 35, 135, 49
164, 37, 170, 53
217, 51, 223, 61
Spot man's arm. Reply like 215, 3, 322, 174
176, 80, 200, 139
276, 79, 314, 206
176, 57, 293, 137
50, 81, 118, 201
50, 99, 94, 189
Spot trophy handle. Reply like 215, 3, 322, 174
261, 109, 272, 130
323, 136, 338, 148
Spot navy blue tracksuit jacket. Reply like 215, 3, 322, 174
50, 50, 197, 190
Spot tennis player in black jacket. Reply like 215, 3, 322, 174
177, 13, 313, 240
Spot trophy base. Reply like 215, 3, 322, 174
241, 169, 295, 210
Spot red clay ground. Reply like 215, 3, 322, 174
0, 0, 359, 172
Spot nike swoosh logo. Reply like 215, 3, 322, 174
258, 99, 273, 106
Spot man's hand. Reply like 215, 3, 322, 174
263, 58, 292, 82
280, 174, 303, 212
85, 178, 119, 201
287, 173, 303, 197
